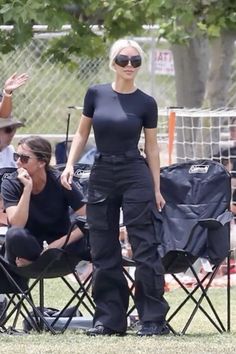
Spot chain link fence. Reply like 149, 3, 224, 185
0, 33, 175, 138
0, 30, 235, 143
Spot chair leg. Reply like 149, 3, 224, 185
168, 263, 227, 334
0, 265, 57, 334
45, 271, 94, 333
227, 251, 231, 332
39, 278, 45, 331
183, 264, 226, 334
61, 272, 95, 314
123, 267, 136, 317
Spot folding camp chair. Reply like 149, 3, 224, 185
0, 168, 16, 248
122, 159, 232, 334
0, 167, 95, 334
55, 163, 91, 199
0, 217, 94, 334
158, 159, 232, 334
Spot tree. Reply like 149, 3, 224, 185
0, 0, 154, 63
0, 1, 235, 104
147, 0, 236, 159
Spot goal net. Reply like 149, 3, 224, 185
158, 108, 236, 229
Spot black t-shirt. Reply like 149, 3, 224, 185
83, 83, 158, 154
1, 169, 84, 244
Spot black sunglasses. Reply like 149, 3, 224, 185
114, 54, 142, 68
3, 126, 16, 134
13, 152, 34, 164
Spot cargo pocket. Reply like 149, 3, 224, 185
87, 190, 109, 230
123, 190, 154, 226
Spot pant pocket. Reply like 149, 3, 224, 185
87, 200, 109, 230
123, 200, 153, 226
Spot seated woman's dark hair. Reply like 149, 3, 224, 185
18, 136, 52, 168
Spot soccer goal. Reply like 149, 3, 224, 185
162, 108, 236, 169
162, 108, 236, 231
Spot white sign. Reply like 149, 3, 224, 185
151, 49, 175, 76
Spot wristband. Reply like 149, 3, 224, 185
3, 89, 12, 97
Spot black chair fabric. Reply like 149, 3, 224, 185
55, 163, 91, 200
158, 159, 232, 273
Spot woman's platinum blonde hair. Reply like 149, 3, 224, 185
109, 38, 144, 71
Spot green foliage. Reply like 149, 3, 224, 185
0, 0, 235, 64
44, 31, 106, 69
196, 0, 236, 33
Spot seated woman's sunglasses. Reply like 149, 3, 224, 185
13, 152, 32, 164
114, 54, 142, 68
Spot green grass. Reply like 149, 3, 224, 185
1, 279, 236, 354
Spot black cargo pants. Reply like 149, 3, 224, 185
87, 151, 169, 332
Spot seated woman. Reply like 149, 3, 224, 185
1, 135, 87, 266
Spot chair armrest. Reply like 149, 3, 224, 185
62, 216, 88, 250
199, 211, 233, 230
61, 219, 79, 249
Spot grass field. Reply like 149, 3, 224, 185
1, 278, 235, 354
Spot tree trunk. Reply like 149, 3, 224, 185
171, 37, 209, 161
199, 30, 236, 158
207, 30, 236, 109
197, 31, 236, 157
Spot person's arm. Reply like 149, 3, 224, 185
46, 227, 83, 250
61, 115, 92, 190
144, 127, 165, 211
5, 168, 32, 227
0, 73, 29, 118
46, 204, 86, 249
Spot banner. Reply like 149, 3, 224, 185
152, 49, 175, 76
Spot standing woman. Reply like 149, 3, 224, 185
61, 38, 169, 336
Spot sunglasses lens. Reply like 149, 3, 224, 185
131, 56, 142, 68
115, 55, 142, 68
115, 55, 129, 67
13, 153, 29, 164
21, 156, 29, 163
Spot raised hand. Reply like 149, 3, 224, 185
4, 72, 29, 94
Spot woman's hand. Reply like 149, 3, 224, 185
17, 167, 33, 191
60, 165, 74, 190
4, 73, 29, 94
155, 190, 166, 212
15, 257, 32, 267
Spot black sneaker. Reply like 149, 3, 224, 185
137, 322, 170, 336
86, 325, 126, 336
